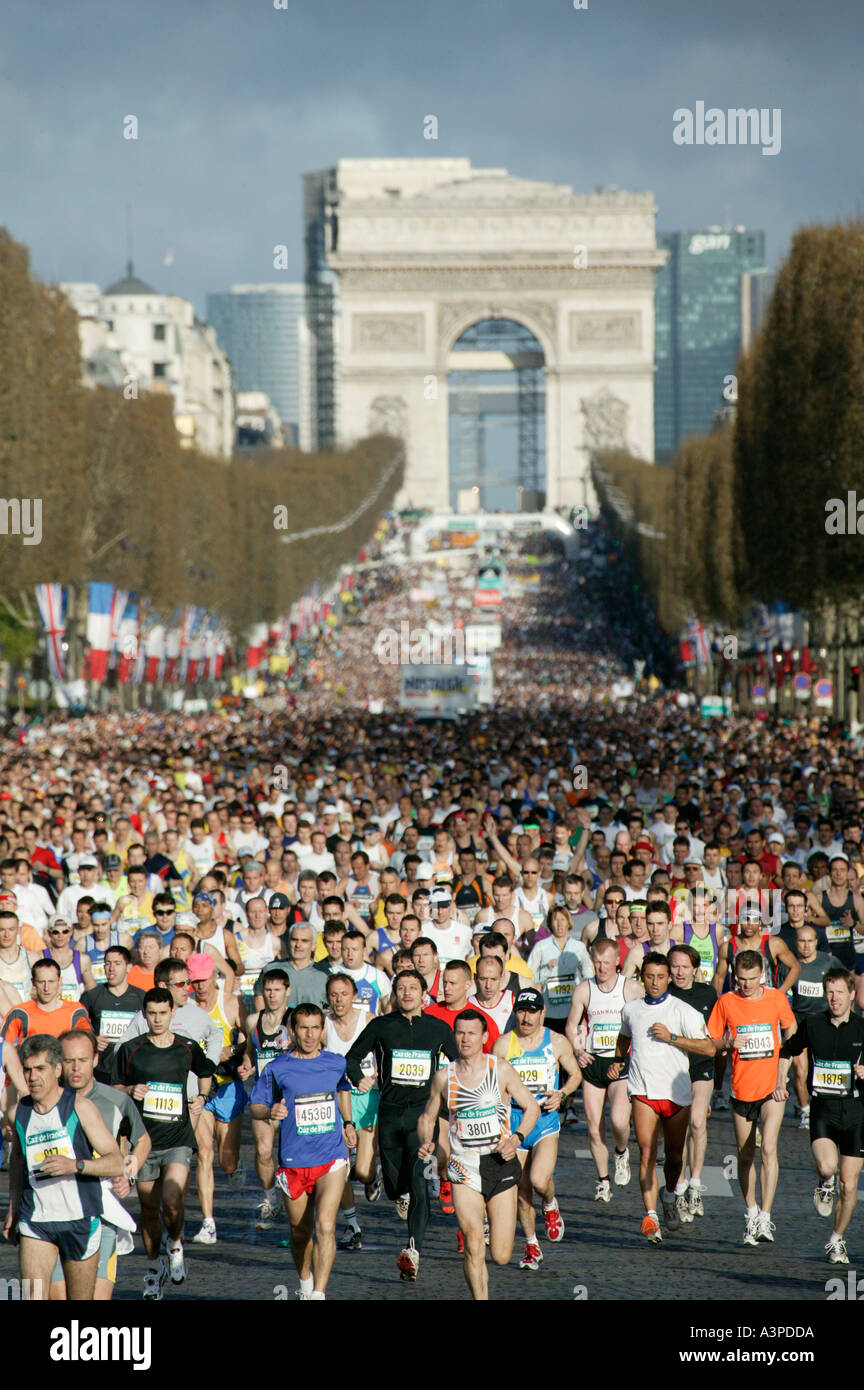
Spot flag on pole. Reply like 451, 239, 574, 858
34, 585, 67, 682
687, 618, 711, 670
86, 582, 114, 681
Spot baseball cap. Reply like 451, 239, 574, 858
322, 804, 339, 815
78, 855, 98, 869
739, 905, 764, 922
415, 863, 435, 882
634, 838, 654, 852
430, 887, 452, 908
187, 953, 215, 981
103, 853, 122, 870
514, 987, 544, 1012
766, 832, 784, 845
831, 853, 850, 864
269, 893, 290, 909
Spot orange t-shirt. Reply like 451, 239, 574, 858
1, 998, 90, 1045
707, 988, 795, 1101
127, 966, 155, 992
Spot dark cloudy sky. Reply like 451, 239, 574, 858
2, 0, 859, 313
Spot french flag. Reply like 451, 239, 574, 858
108, 588, 130, 666
165, 622, 181, 683
687, 619, 711, 670
117, 596, 139, 683
86, 582, 114, 681
246, 622, 268, 669
34, 585, 67, 682
145, 624, 166, 684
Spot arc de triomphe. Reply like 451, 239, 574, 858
322, 158, 667, 509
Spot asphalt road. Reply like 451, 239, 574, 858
1, 1097, 852, 1303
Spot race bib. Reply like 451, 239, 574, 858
143, 1082, 184, 1121
241, 971, 260, 996
256, 1048, 279, 1074
455, 1105, 501, 1147
812, 1059, 852, 1097
735, 1022, 775, 1059
547, 973, 575, 1002
391, 1049, 431, 1085
360, 1054, 378, 1082
796, 979, 824, 1000
295, 1091, 336, 1135
512, 1058, 551, 1093
590, 1016, 620, 1054
826, 924, 852, 943
100, 1010, 135, 1042
60, 986, 81, 1004
91, 961, 107, 984
26, 1126, 75, 1175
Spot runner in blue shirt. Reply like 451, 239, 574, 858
249, 1002, 354, 1301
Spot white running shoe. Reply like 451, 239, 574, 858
142, 1261, 167, 1300
255, 1197, 280, 1230
594, 1179, 612, 1204
397, 1239, 420, 1281
613, 1150, 631, 1186
826, 1236, 849, 1265
743, 1215, 760, 1246
193, 1218, 217, 1245
797, 1107, 810, 1131
167, 1242, 186, 1284
661, 1193, 680, 1231
755, 1211, 775, 1243
687, 1184, 705, 1219
395, 1194, 410, 1220
813, 1177, 835, 1217
676, 1193, 694, 1225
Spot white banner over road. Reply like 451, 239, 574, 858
400, 664, 475, 715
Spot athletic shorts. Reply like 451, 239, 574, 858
205, 1077, 250, 1122
810, 1103, 864, 1158
731, 1094, 776, 1123
450, 1150, 521, 1200
51, 1222, 117, 1285
511, 1104, 560, 1151
582, 1055, 629, 1089
545, 1017, 568, 1035
351, 1089, 380, 1130
138, 1145, 196, 1182
631, 1094, 683, 1119
19, 1215, 101, 1263
276, 1157, 349, 1200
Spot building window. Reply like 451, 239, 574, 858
153, 362, 167, 379
153, 323, 166, 341
106, 320, 114, 332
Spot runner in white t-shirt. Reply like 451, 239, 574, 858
608, 951, 714, 1245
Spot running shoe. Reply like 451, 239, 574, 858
167, 1242, 186, 1284
519, 1240, 543, 1270
755, 1211, 775, 1243
337, 1226, 362, 1251
640, 1214, 662, 1244
543, 1201, 564, 1242
687, 1184, 705, 1219
676, 1193, 693, 1226
397, 1239, 419, 1281
613, 1149, 631, 1186
395, 1194, 410, 1220
439, 1179, 455, 1214
661, 1193, 680, 1232
826, 1236, 849, 1265
814, 1177, 836, 1217
456, 1229, 465, 1254
192, 1218, 217, 1245
228, 1163, 246, 1190
255, 1197, 280, 1230
743, 1215, 760, 1246
484, 1219, 490, 1247
296, 1289, 311, 1300
755, 1126, 762, 1149
142, 1261, 167, 1300
797, 1106, 810, 1131
364, 1177, 382, 1203
594, 1178, 612, 1203
711, 1091, 729, 1112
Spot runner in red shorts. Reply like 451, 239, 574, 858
608, 953, 715, 1244
249, 1003, 353, 1300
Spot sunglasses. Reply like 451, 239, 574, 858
155, 909, 175, 916
49, 927, 71, 935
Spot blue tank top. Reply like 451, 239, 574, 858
506, 1027, 559, 1104
16, 1087, 102, 1224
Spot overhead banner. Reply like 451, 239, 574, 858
400, 664, 475, 715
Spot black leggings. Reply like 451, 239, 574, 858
378, 1102, 432, 1251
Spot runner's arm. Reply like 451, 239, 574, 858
806, 892, 829, 926
770, 938, 800, 991
345, 1016, 381, 1087
3, 1133, 23, 1238
565, 980, 589, 1053
499, 1060, 541, 1141
550, 1034, 582, 1102
711, 941, 730, 997
417, 1069, 446, 1157
54, 1096, 124, 1178
622, 945, 642, 980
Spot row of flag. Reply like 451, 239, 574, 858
33, 569, 358, 685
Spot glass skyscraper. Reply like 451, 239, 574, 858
654, 228, 766, 459
206, 284, 307, 444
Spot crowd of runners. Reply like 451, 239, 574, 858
1, 522, 864, 1300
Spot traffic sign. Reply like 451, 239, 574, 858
752, 682, 766, 705
794, 673, 811, 700
815, 677, 833, 709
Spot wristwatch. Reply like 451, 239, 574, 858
514, 1129, 526, 1143
75, 1159, 86, 1174
669, 1033, 679, 1044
